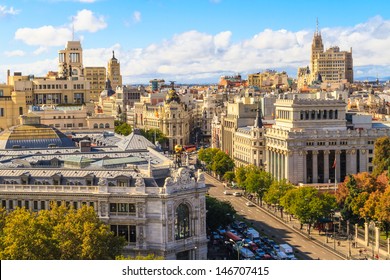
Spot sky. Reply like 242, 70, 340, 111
1, 0, 390, 84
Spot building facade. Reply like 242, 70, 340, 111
265, 95, 390, 184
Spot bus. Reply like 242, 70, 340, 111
183, 144, 197, 153
224, 231, 242, 242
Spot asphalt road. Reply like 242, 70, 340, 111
205, 173, 342, 260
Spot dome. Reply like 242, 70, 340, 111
0, 124, 75, 149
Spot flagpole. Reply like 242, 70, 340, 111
334, 158, 337, 195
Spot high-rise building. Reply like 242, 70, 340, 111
107, 51, 122, 91
85, 67, 106, 102
298, 20, 353, 89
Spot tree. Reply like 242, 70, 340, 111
222, 171, 235, 183
114, 122, 132, 136
280, 187, 336, 234
116, 254, 164, 260
244, 167, 273, 205
211, 150, 234, 177
372, 136, 390, 177
0, 205, 125, 260
234, 166, 247, 188
375, 186, 390, 238
140, 128, 168, 145
206, 196, 236, 231
263, 179, 294, 206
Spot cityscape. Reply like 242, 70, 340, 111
0, 0, 390, 261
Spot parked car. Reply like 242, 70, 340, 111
233, 192, 242, 197
223, 190, 232, 195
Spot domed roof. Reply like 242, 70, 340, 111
165, 81, 181, 104
0, 124, 75, 149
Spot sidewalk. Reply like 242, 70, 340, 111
251, 200, 390, 260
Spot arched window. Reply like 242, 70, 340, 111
335, 110, 338, 119
311, 110, 316, 119
329, 110, 333, 119
93, 123, 98, 129
105, 123, 110, 128
99, 123, 104, 128
300, 111, 304, 120
175, 204, 190, 240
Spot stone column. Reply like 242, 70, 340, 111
360, 149, 367, 172
350, 149, 357, 174
365, 222, 369, 246
375, 226, 380, 252
335, 150, 341, 183
312, 150, 318, 183
324, 150, 330, 183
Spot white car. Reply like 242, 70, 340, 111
233, 192, 242, 197
245, 201, 254, 207
223, 190, 232, 195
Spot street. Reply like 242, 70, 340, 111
205, 173, 343, 260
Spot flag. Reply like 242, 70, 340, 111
332, 158, 336, 169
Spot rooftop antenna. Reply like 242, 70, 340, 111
72, 16, 75, 41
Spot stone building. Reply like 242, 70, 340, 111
265, 94, 390, 185
0, 130, 208, 259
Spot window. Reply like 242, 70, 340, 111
175, 204, 190, 240
73, 201, 78, 209
25, 201, 29, 209
19, 107, 23, 116
2, 200, 6, 208
9, 200, 13, 210
41, 201, 46, 210
0, 89, 3, 96
0, 108, 4, 117
93, 123, 98, 129
369, 149, 373, 154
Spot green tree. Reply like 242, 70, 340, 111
372, 136, 390, 177
116, 254, 164, 260
206, 196, 236, 231
114, 122, 132, 136
211, 150, 234, 177
280, 187, 336, 234
234, 166, 248, 188
222, 171, 235, 183
244, 167, 273, 205
140, 128, 168, 145
0, 205, 125, 260
263, 179, 294, 206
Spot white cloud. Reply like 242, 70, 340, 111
4, 50, 25, 57
0, 5, 19, 16
33, 46, 49, 55
73, 9, 107, 32
133, 11, 141, 23
78, 0, 97, 3
15, 26, 72, 46
5, 16, 390, 84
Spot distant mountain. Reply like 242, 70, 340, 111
354, 76, 390, 82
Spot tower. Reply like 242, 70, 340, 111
311, 18, 324, 75
58, 41, 84, 80
107, 51, 122, 91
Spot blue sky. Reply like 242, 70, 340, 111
1, 0, 390, 84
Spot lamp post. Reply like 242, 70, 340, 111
228, 238, 245, 260
331, 210, 336, 250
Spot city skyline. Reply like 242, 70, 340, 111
1, 0, 390, 84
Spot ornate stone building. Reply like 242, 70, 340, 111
265, 94, 390, 184
0, 130, 208, 259
133, 83, 190, 151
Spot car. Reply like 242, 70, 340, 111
233, 192, 242, 197
255, 249, 265, 257
223, 190, 232, 195
245, 201, 254, 207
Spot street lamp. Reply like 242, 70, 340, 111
227, 238, 245, 260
